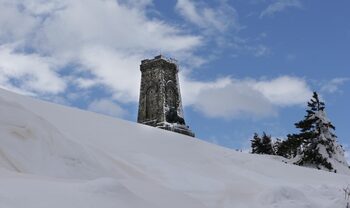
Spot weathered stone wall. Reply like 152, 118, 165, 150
137, 55, 194, 137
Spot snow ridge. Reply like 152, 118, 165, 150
0, 88, 350, 208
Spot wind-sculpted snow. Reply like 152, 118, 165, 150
0, 88, 349, 208
0, 97, 145, 180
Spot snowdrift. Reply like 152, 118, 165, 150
0, 88, 349, 208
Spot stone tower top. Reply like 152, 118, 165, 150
140, 55, 178, 72
137, 55, 195, 137
141, 55, 177, 63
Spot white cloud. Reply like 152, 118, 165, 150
252, 76, 312, 106
73, 77, 99, 89
0, 1, 38, 43
0, 0, 201, 100
260, 0, 302, 18
175, 0, 240, 33
321, 78, 349, 93
192, 80, 275, 119
0, 0, 314, 121
78, 46, 141, 102
35, 0, 200, 56
175, 0, 273, 58
217, 36, 271, 57
181, 75, 312, 119
0, 44, 66, 94
87, 99, 127, 118
119, 0, 153, 9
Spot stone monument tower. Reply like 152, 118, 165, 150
137, 55, 195, 137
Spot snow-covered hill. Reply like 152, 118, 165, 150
0, 88, 349, 208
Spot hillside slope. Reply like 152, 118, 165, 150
0, 88, 349, 208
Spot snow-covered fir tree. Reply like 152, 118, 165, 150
289, 92, 348, 172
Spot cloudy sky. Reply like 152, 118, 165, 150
0, 0, 349, 154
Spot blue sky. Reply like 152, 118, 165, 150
0, 0, 349, 156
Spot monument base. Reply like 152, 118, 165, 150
156, 122, 195, 137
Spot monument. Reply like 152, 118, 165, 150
137, 55, 195, 137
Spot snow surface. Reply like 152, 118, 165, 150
0, 88, 350, 208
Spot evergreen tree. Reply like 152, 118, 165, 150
261, 132, 274, 155
276, 135, 303, 159
251, 132, 275, 155
251, 133, 262, 154
290, 92, 347, 171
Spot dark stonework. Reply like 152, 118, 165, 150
137, 55, 195, 137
